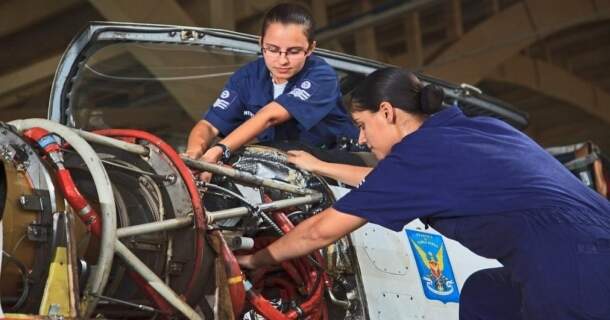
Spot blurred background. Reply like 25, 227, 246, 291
1, 0, 609, 151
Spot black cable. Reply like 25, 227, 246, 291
202, 182, 327, 273
202, 182, 286, 236
2, 250, 30, 311
93, 294, 161, 313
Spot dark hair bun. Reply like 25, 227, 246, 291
420, 84, 445, 114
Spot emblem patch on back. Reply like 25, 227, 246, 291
405, 229, 460, 303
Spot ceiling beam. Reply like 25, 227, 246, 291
316, 0, 436, 42
0, 0, 81, 38
88, 0, 194, 24
489, 54, 610, 125
0, 2, 101, 75
423, 0, 610, 85
0, 55, 60, 99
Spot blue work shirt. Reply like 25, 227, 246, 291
334, 105, 610, 318
203, 55, 358, 148
334, 105, 609, 232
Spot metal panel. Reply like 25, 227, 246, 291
330, 186, 501, 319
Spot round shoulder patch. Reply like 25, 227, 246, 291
301, 80, 311, 90
220, 90, 230, 99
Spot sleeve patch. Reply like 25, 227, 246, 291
287, 79, 318, 101
212, 89, 238, 110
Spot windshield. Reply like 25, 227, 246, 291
69, 42, 256, 149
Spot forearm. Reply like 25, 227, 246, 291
219, 115, 271, 151
313, 162, 372, 187
220, 102, 290, 151
250, 208, 367, 267
186, 120, 218, 158
251, 211, 333, 266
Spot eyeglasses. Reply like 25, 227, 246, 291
261, 45, 309, 58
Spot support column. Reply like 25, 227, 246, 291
491, 0, 500, 13
447, 0, 463, 41
354, 0, 378, 60
405, 12, 423, 67
311, 0, 328, 27
311, 0, 345, 52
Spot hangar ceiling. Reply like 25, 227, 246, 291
1, 0, 608, 152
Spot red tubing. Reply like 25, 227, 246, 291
93, 129, 206, 301
244, 194, 328, 320
130, 271, 174, 315
266, 277, 297, 298
214, 231, 246, 317
23, 128, 102, 236
56, 169, 102, 236
246, 290, 290, 319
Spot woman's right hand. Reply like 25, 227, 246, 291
287, 150, 322, 173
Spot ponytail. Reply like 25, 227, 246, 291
351, 67, 445, 115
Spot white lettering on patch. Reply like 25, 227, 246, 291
243, 110, 254, 118
213, 98, 230, 110
288, 87, 311, 101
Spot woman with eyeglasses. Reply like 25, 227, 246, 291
237, 68, 610, 319
186, 3, 358, 164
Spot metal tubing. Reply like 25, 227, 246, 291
75, 129, 149, 155
181, 156, 315, 195
114, 241, 202, 320
326, 288, 350, 310
206, 193, 324, 224
117, 216, 193, 238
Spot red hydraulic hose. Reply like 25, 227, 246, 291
130, 271, 173, 314
94, 129, 207, 301
244, 198, 328, 320
266, 277, 297, 298
246, 289, 289, 319
56, 170, 102, 236
23, 128, 103, 236
214, 230, 246, 318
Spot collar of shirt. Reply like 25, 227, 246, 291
420, 105, 464, 129
262, 55, 317, 96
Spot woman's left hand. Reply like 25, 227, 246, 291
287, 150, 322, 172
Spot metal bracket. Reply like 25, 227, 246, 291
459, 83, 483, 96
19, 194, 45, 211
27, 223, 50, 242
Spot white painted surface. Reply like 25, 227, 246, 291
330, 186, 501, 319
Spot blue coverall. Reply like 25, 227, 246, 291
334, 106, 610, 319
203, 55, 358, 149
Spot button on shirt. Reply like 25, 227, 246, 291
204, 55, 358, 148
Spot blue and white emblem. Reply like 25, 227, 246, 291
406, 229, 460, 303
288, 79, 316, 101
212, 89, 237, 110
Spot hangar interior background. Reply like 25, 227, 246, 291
1, 0, 609, 152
